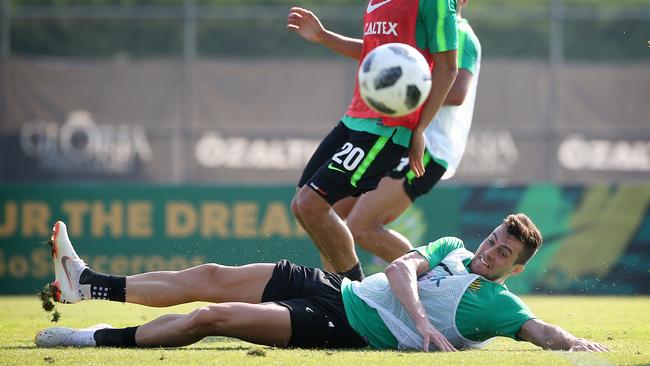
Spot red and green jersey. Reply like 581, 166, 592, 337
345, 0, 459, 135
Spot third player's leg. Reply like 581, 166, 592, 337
126, 263, 276, 307
292, 122, 350, 269
347, 177, 414, 262
332, 196, 359, 221
293, 128, 406, 277
293, 186, 360, 272
346, 158, 447, 262
319, 196, 359, 270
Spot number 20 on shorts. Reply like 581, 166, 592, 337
331, 143, 365, 171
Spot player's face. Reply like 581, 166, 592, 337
470, 224, 525, 282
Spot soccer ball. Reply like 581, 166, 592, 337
358, 43, 432, 117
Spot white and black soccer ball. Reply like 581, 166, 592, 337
358, 43, 432, 117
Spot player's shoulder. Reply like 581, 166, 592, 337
435, 236, 470, 257
434, 236, 466, 249
459, 18, 481, 48
457, 18, 472, 34
418, 236, 466, 258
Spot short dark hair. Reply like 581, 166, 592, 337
504, 213, 543, 265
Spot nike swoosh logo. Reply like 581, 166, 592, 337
366, 0, 392, 14
327, 163, 346, 173
61, 256, 74, 290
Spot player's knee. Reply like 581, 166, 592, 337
193, 263, 221, 276
347, 217, 376, 250
293, 189, 327, 220
347, 220, 368, 245
184, 306, 212, 335
185, 305, 231, 335
193, 263, 225, 285
290, 196, 301, 220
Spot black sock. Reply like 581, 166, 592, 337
338, 262, 365, 281
79, 268, 126, 302
94, 326, 139, 347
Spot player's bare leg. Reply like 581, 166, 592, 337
292, 187, 331, 266
317, 196, 360, 271
347, 177, 413, 262
292, 188, 338, 274
319, 253, 336, 272
36, 302, 292, 348
291, 186, 360, 275
332, 196, 359, 221
126, 263, 275, 307
135, 302, 291, 347
46, 220, 276, 307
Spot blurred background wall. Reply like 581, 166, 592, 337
1, 0, 648, 184
0, 0, 649, 294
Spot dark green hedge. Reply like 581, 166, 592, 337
5, 1, 650, 60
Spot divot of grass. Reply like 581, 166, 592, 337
38, 283, 61, 322
246, 349, 267, 357
52, 310, 61, 323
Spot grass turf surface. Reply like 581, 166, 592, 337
0, 296, 649, 366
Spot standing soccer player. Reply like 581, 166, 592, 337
287, 0, 459, 280
335, 0, 481, 264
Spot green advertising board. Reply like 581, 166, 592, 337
1, 184, 648, 295
0, 184, 458, 294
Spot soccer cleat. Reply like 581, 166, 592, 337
48, 221, 91, 304
34, 324, 112, 348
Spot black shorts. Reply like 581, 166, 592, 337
260, 260, 368, 349
387, 150, 446, 202
298, 122, 407, 205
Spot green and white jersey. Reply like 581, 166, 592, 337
414, 237, 535, 342
424, 17, 481, 179
341, 237, 535, 350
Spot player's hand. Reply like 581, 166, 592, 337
415, 319, 457, 352
287, 7, 325, 43
408, 131, 426, 178
568, 338, 610, 352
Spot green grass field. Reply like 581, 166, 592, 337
1, 296, 649, 366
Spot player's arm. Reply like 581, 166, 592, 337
517, 318, 610, 352
443, 68, 472, 106
385, 251, 458, 352
409, 50, 458, 176
287, 7, 363, 60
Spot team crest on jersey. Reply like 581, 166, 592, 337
467, 279, 482, 293
364, 21, 398, 36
